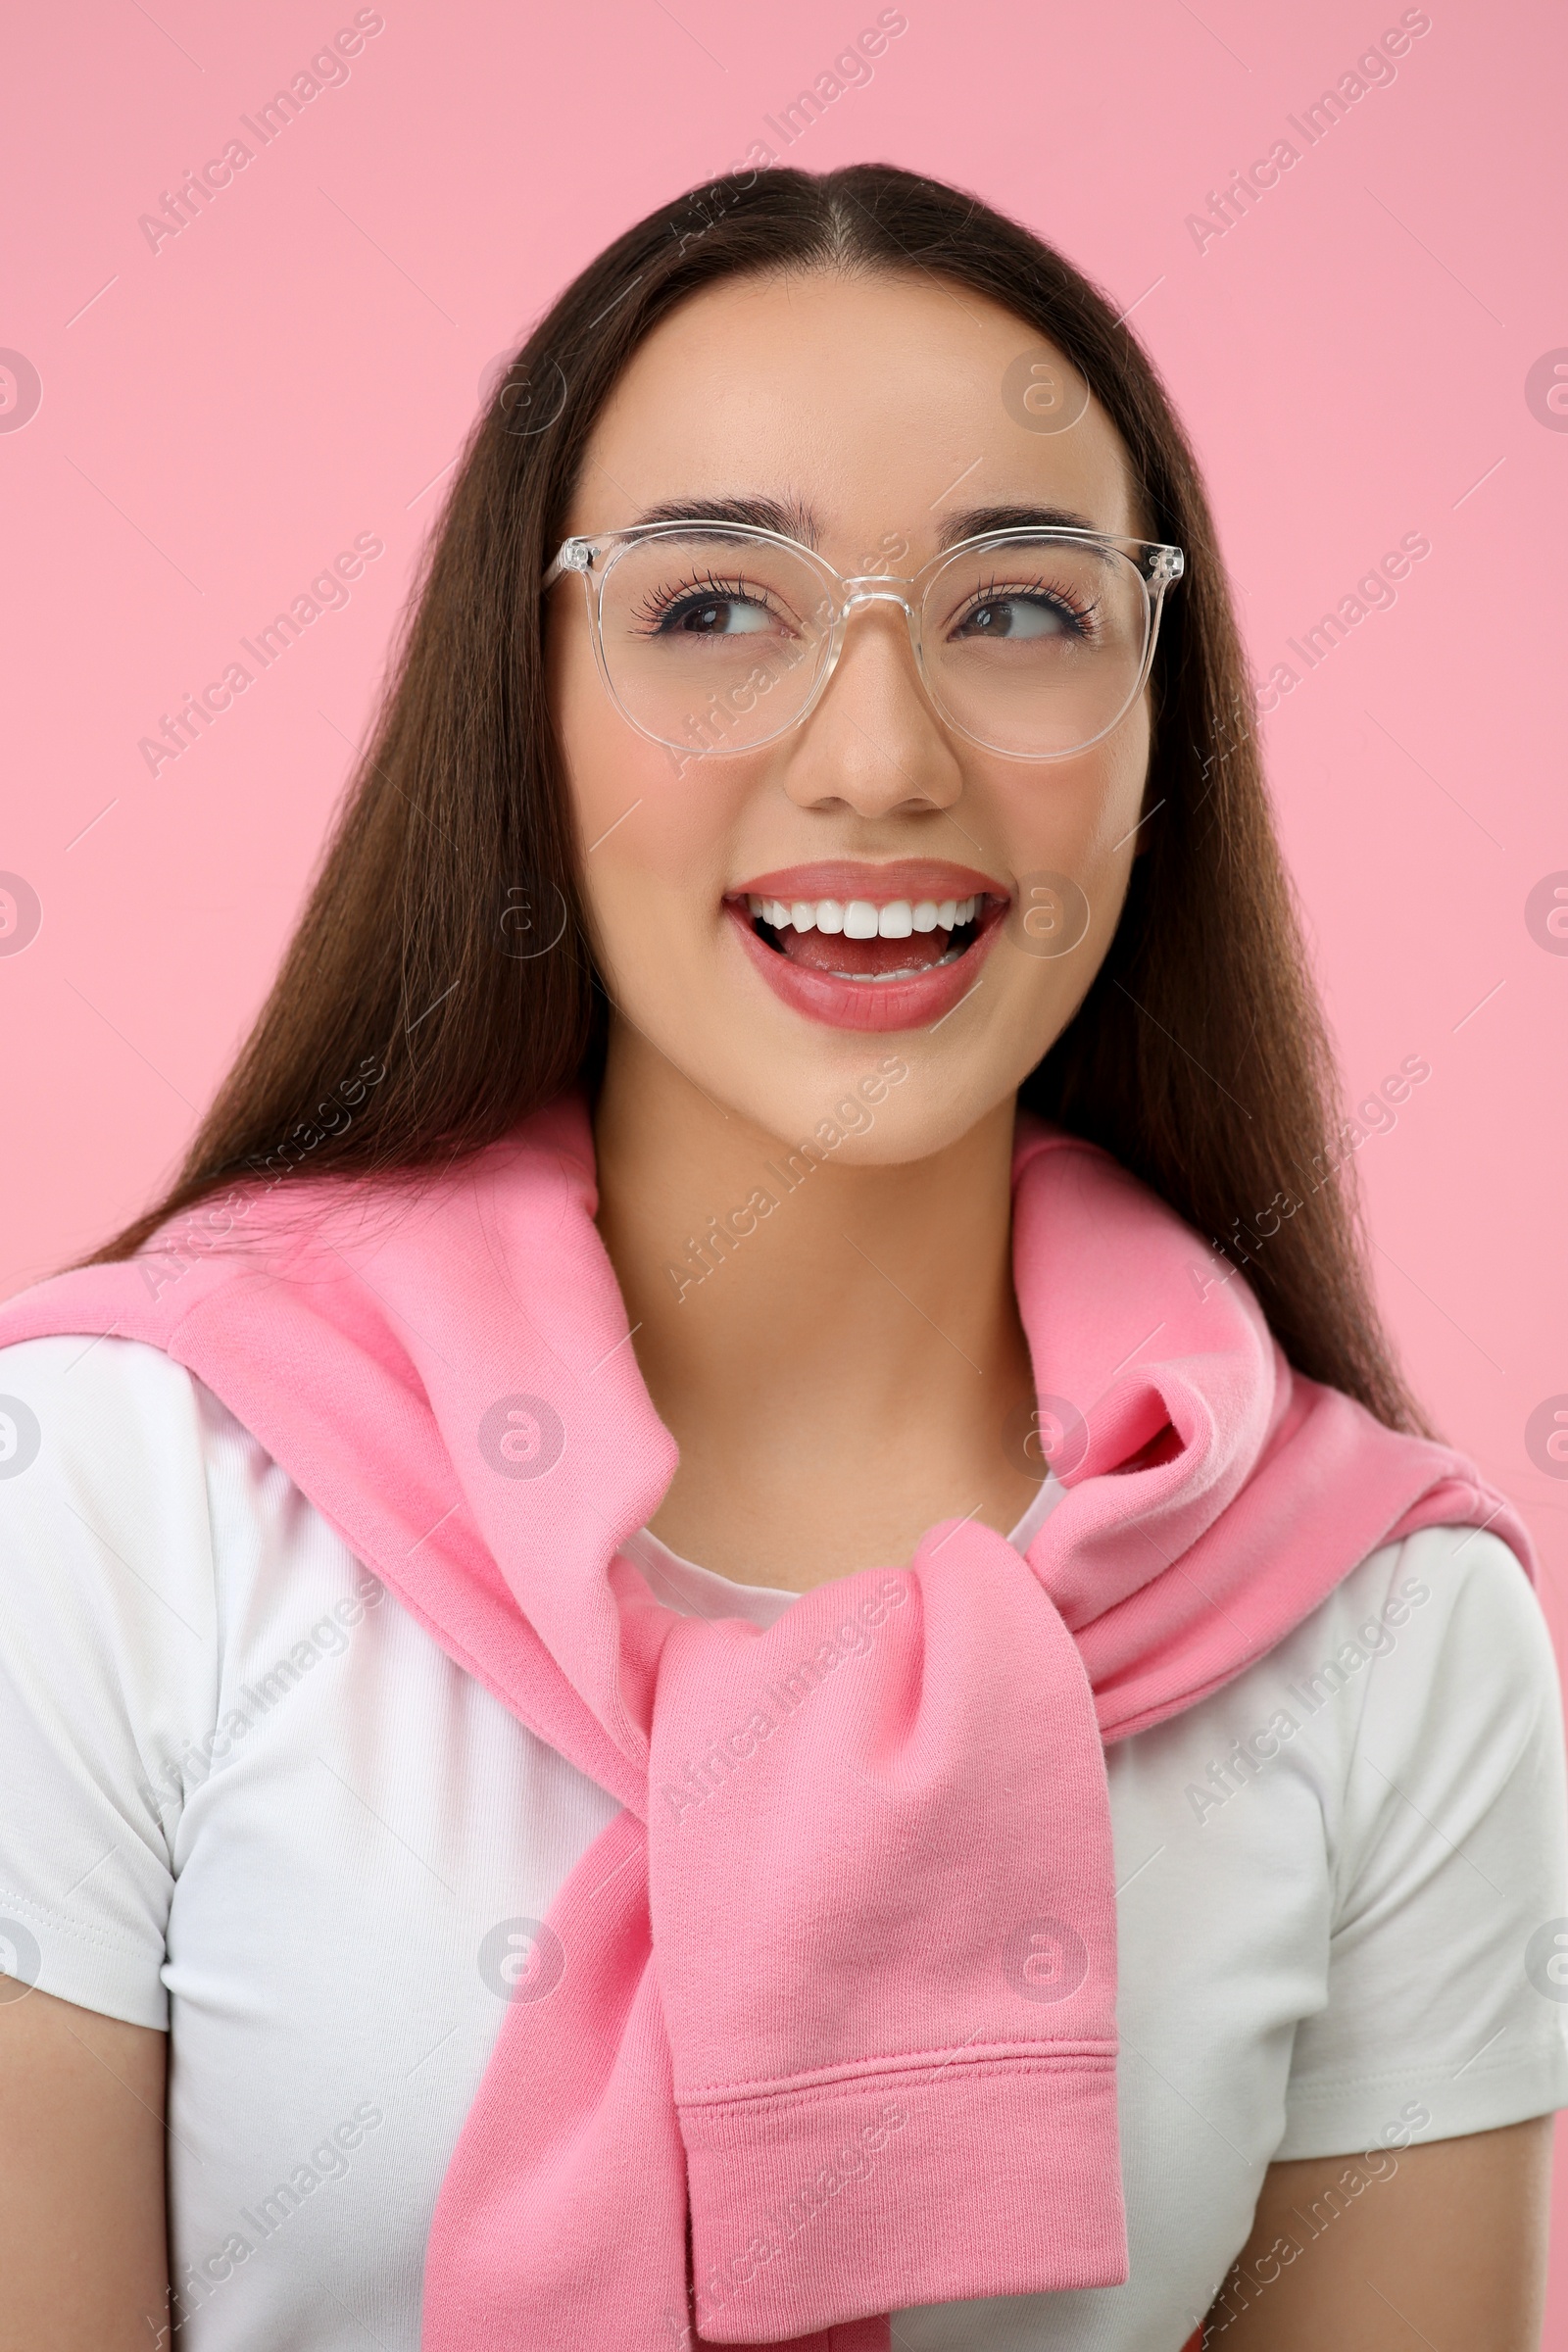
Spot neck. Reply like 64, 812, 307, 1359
591, 1023, 1041, 1589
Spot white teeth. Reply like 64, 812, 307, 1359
746, 891, 983, 935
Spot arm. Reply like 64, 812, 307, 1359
0, 1982, 170, 2351
1204, 2115, 1554, 2348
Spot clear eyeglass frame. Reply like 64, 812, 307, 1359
542, 518, 1186, 763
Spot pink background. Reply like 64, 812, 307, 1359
3, 0, 1565, 2315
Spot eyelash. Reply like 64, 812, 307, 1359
629, 572, 784, 636
626, 566, 1103, 639
956, 572, 1101, 637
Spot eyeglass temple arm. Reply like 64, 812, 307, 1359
542, 539, 594, 590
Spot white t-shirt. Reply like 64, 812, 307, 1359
0, 1333, 1564, 2352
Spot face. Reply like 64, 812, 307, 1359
546, 267, 1158, 1162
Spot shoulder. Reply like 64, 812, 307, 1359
1255, 1520, 1567, 1979
1239, 1518, 1559, 1812
1276, 1522, 1568, 2148
0, 1338, 227, 2022
0, 1330, 219, 1551
1287, 1519, 1555, 1731
0, 1336, 231, 1702
0, 1330, 337, 1652
1323, 1521, 1563, 1859
1151, 1520, 1560, 1848
1, 1325, 211, 1442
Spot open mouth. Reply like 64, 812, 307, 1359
737, 892, 997, 982
721, 862, 1010, 1033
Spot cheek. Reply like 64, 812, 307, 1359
1081, 699, 1153, 848
976, 710, 1149, 1045
586, 808, 719, 998
993, 704, 1150, 906
551, 609, 644, 845
550, 611, 752, 986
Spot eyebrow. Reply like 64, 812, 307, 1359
938, 501, 1102, 546
631, 495, 822, 542
627, 495, 1105, 552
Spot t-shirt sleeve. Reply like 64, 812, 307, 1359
0, 1336, 220, 2031
1276, 1522, 1568, 2158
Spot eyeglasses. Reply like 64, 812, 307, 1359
544, 519, 1184, 763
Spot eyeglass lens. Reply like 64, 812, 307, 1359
594, 530, 1154, 760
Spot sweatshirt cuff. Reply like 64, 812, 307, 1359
683, 2045, 1125, 2340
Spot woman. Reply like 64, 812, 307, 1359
0, 163, 1562, 2352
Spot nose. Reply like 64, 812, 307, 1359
777, 597, 964, 821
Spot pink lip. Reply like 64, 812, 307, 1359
723, 893, 1009, 1034
729, 858, 1007, 906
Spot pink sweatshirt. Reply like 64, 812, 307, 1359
0, 1100, 1531, 2348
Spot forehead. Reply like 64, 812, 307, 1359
565, 267, 1144, 560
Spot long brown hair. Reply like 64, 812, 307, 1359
90, 162, 1429, 1435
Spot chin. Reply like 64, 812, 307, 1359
701, 1051, 1020, 1176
